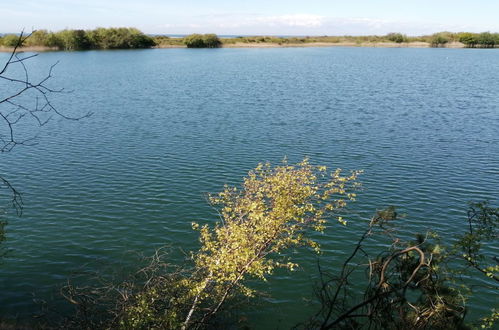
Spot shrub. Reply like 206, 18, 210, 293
44, 33, 64, 48
458, 32, 478, 48
430, 33, 450, 47
477, 32, 496, 48
1, 34, 22, 47
86, 27, 155, 49
386, 32, 408, 43
24, 30, 49, 47
184, 34, 221, 48
57, 29, 90, 50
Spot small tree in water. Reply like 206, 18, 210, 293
183, 159, 361, 328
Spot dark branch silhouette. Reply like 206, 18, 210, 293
0, 30, 91, 214
301, 208, 467, 330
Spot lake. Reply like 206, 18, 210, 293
0, 47, 498, 327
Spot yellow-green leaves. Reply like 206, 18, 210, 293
181, 159, 360, 328
193, 159, 360, 296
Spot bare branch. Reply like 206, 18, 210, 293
0, 31, 90, 214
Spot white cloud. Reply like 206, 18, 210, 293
146, 14, 496, 35
252, 14, 325, 28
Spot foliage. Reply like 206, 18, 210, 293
23, 30, 50, 47
152, 35, 184, 47
58, 29, 90, 50
479, 309, 499, 329
431, 33, 450, 47
458, 33, 479, 48
453, 201, 498, 329
385, 33, 408, 43
183, 159, 361, 327
457, 32, 499, 48
0, 28, 155, 50
48, 193, 498, 329
183, 34, 221, 48
0, 34, 23, 47
454, 201, 498, 282
4, 30, 499, 50
303, 201, 499, 329
477, 32, 496, 48
304, 208, 467, 330
61, 159, 361, 329
61, 249, 190, 329
86, 27, 155, 49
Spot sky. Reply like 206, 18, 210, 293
2, 0, 499, 36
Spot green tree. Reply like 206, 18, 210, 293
458, 32, 478, 48
477, 32, 496, 48
44, 32, 64, 48
86, 27, 155, 49
24, 29, 49, 47
58, 29, 90, 50
183, 34, 205, 48
430, 33, 450, 47
182, 159, 360, 328
0, 34, 23, 47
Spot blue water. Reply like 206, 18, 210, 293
0, 47, 498, 327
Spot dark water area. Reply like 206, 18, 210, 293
0, 47, 498, 327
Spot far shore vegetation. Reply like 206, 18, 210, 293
1, 28, 499, 51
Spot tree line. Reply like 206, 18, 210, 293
0, 29, 223, 50
2, 29, 499, 50
383, 31, 499, 47
0, 28, 156, 50
426, 31, 499, 47
210, 32, 499, 48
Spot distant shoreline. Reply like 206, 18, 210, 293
219, 41, 466, 48
0, 41, 476, 52
2, 29, 498, 51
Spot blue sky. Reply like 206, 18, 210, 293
2, 0, 499, 35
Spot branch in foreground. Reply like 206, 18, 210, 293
0, 31, 92, 213
305, 208, 467, 330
